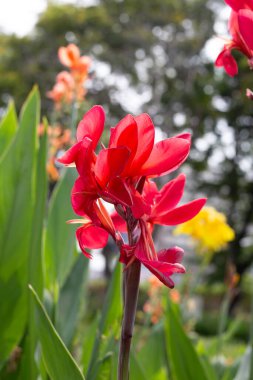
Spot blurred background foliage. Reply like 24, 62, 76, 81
1, 0, 253, 378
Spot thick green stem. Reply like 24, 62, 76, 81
118, 260, 141, 380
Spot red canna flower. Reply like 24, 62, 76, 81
114, 174, 206, 287
215, 0, 253, 76
60, 105, 206, 288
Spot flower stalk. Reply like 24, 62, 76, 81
118, 259, 141, 380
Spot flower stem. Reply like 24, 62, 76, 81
118, 259, 141, 380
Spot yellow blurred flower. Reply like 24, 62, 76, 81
174, 206, 235, 254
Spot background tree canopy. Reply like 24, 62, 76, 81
0, 0, 253, 291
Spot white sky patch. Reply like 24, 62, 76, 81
0, 0, 45, 36
0, 0, 97, 36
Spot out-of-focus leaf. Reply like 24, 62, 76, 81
29, 120, 48, 297
0, 274, 26, 365
44, 168, 77, 297
234, 346, 251, 380
0, 101, 17, 159
200, 356, 218, 380
18, 125, 48, 380
95, 353, 113, 380
137, 324, 168, 379
0, 88, 39, 364
86, 263, 122, 379
56, 254, 89, 347
164, 301, 209, 380
0, 86, 39, 275
130, 352, 147, 380
29, 285, 85, 380
81, 317, 99, 374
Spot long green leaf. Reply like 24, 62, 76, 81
0, 101, 17, 159
96, 353, 113, 380
56, 254, 89, 347
0, 88, 39, 364
86, 263, 122, 379
137, 324, 168, 379
234, 347, 251, 380
81, 317, 99, 374
18, 124, 48, 380
0, 87, 39, 275
130, 352, 147, 380
44, 168, 77, 297
164, 301, 209, 380
29, 285, 85, 380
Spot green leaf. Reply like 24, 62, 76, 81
81, 317, 99, 374
164, 301, 209, 380
96, 353, 113, 380
0, 101, 17, 159
29, 120, 48, 297
56, 254, 89, 347
29, 285, 85, 380
18, 124, 48, 380
130, 352, 147, 380
0, 88, 39, 364
0, 274, 27, 365
137, 324, 168, 379
234, 346, 251, 380
86, 263, 122, 379
44, 168, 77, 297
0, 86, 39, 275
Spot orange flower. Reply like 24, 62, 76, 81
47, 81, 72, 109
47, 157, 60, 182
48, 44, 92, 109
58, 44, 91, 76
170, 289, 181, 304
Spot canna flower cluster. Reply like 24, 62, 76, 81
47, 44, 91, 109
59, 106, 206, 288
215, 0, 253, 78
38, 123, 73, 183
174, 206, 235, 254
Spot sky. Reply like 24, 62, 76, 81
0, 0, 96, 36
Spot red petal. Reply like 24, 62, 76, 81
95, 147, 130, 188
143, 180, 159, 205
152, 174, 186, 216
225, 0, 253, 12
127, 113, 155, 174
105, 177, 133, 207
176, 132, 192, 142
76, 224, 108, 256
71, 176, 97, 219
109, 114, 138, 171
238, 9, 253, 51
215, 50, 238, 77
139, 137, 190, 177
131, 190, 151, 219
142, 264, 178, 288
57, 141, 83, 165
157, 246, 184, 264
111, 211, 127, 232
151, 198, 206, 226
135, 237, 185, 288
76, 105, 105, 149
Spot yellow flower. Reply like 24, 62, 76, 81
174, 206, 235, 254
